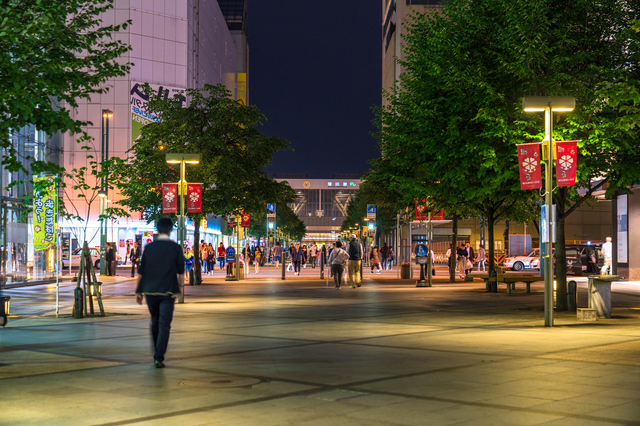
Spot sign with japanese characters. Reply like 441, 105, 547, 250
555, 141, 578, 187
415, 200, 428, 221
130, 82, 185, 142
186, 184, 202, 213
162, 183, 178, 213
241, 212, 251, 228
516, 143, 542, 190
33, 176, 57, 251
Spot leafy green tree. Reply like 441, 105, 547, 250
1, 0, 131, 176
109, 84, 295, 284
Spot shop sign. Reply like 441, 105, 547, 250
186, 184, 202, 213
162, 183, 178, 213
33, 176, 57, 251
555, 141, 578, 187
516, 143, 542, 190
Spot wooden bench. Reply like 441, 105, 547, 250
474, 273, 543, 294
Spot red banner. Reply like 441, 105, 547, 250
517, 143, 542, 190
555, 141, 578, 187
415, 199, 428, 220
186, 184, 202, 213
241, 212, 251, 228
432, 209, 444, 220
162, 183, 178, 213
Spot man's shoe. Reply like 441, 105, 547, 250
155, 360, 165, 369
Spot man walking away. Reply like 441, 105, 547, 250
273, 242, 282, 268
601, 236, 613, 275
130, 241, 141, 278
347, 234, 362, 288
105, 245, 115, 276
380, 243, 389, 270
328, 241, 348, 289
135, 218, 184, 368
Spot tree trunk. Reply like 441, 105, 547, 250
554, 188, 568, 311
449, 216, 458, 283
194, 218, 201, 285
487, 208, 495, 277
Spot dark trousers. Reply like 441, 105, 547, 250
131, 261, 137, 277
331, 264, 344, 287
293, 260, 301, 273
207, 260, 214, 272
145, 295, 175, 362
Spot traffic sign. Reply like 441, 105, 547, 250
415, 244, 429, 257
225, 247, 236, 263
367, 204, 376, 219
267, 204, 276, 212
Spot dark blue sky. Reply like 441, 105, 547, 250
249, 1, 382, 178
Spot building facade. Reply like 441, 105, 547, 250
61, 0, 245, 262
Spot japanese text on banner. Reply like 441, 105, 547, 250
33, 176, 57, 251
162, 183, 178, 213
186, 184, 202, 213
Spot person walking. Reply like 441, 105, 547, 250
370, 246, 382, 274
465, 243, 475, 276
291, 242, 304, 275
184, 247, 194, 285
380, 243, 389, 270
130, 241, 141, 278
272, 242, 282, 268
347, 234, 362, 288
456, 245, 467, 279
388, 247, 395, 270
327, 241, 348, 289
309, 244, 318, 269
601, 236, 613, 275
135, 218, 184, 369
254, 246, 262, 274
477, 245, 486, 272
242, 243, 251, 276
105, 244, 115, 276
206, 246, 215, 275
217, 242, 226, 270
124, 241, 131, 265
302, 245, 308, 269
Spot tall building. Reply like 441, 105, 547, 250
61, 0, 243, 261
217, 0, 249, 103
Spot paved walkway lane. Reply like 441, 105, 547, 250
2, 276, 640, 425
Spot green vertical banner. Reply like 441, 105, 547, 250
33, 176, 57, 251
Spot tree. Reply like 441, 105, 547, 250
109, 84, 295, 284
376, 0, 640, 304
1, 0, 132, 177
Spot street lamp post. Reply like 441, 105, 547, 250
166, 153, 200, 303
523, 96, 575, 327
99, 109, 113, 276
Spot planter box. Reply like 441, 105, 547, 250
401, 265, 411, 279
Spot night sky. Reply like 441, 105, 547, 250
249, 1, 382, 178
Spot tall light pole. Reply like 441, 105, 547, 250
166, 153, 200, 303
99, 109, 113, 276
523, 96, 575, 327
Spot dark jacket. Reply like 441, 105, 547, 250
136, 239, 185, 295
131, 246, 142, 263
347, 240, 362, 261
466, 246, 475, 261
105, 247, 115, 262
456, 247, 466, 258
291, 248, 304, 262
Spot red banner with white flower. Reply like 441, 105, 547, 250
555, 140, 578, 187
241, 212, 251, 228
432, 209, 444, 220
415, 199, 428, 220
516, 143, 542, 190
162, 183, 178, 213
186, 184, 202, 213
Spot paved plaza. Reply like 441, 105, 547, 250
2, 272, 640, 425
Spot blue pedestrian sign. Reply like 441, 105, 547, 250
367, 204, 376, 219
267, 204, 276, 212
415, 244, 429, 257
226, 247, 236, 263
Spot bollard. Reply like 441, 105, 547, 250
568, 280, 577, 312
281, 253, 286, 280
73, 286, 84, 318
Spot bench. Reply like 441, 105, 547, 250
474, 273, 543, 294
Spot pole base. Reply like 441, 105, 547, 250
225, 275, 238, 281
416, 280, 431, 287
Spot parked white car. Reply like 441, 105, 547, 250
62, 247, 101, 270
503, 249, 540, 271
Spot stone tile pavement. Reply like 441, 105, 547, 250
1, 276, 640, 425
